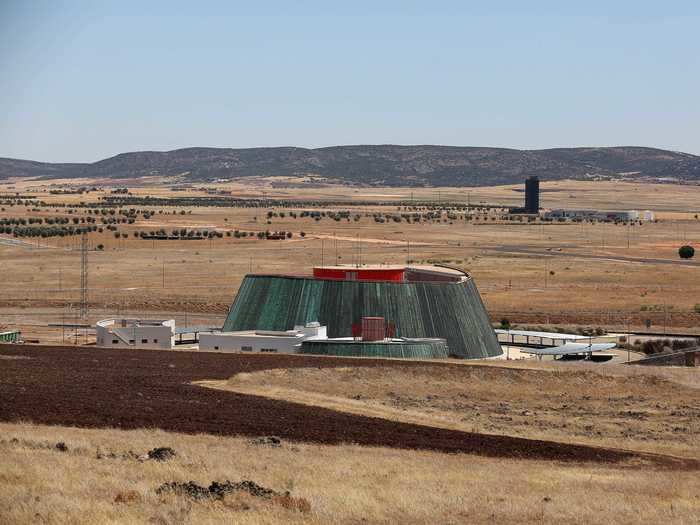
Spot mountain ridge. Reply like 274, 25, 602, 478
2, 145, 699, 186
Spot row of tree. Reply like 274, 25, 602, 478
4, 225, 99, 238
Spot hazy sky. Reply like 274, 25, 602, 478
1, 1, 699, 162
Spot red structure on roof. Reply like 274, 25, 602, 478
361, 317, 386, 341
313, 266, 405, 282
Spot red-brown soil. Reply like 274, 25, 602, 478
0, 344, 695, 468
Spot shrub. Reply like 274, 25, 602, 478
678, 245, 695, 259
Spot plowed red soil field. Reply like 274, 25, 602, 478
0, 344, 694, 468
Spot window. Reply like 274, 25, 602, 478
141, 339, 148, 344
214, 346, 219, 350
129, 340, 135, 344
153, 339, 158, 343
261, 348, 278, 353
112, 339, 119, 344
241, 346, 253, 352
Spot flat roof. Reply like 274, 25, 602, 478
307, 337, 446, 345
521, 343, 616, 356
314, 264, 466, 276
174, 326, 220, 334
495, 329, 590, 340
206, 330, 303, 339
314, 265, 405, 271
96, 318, 172, 327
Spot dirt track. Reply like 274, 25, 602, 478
0, 344, 695, 468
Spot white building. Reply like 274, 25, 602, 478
199, 322, 327, 353
96, 318, 175, 350
543, 209, 654, 222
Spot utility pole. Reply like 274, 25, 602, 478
627, 314, 631, 364
663, 302, 667, 335
79, 232, 88, 320
627, 223, 631, 250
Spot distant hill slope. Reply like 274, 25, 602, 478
2, 145, 699, 186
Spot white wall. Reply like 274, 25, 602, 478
199, 324, 327, 353
96, 319, 175, 350
199, 332, 302, 353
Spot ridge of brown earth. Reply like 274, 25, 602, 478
0, 344, 698, 470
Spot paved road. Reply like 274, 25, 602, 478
0, 236, 47, 250
488, 245, 700, 267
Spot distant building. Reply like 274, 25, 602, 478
509, 176, 540, 215
219, 264, 502, 359
0, 330, 21, 344
96, 318, 175, 349
198, 322, 327, 353
543, 209, 655, 222
525, 176, 540, 214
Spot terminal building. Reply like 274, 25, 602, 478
221, 264, 502, 359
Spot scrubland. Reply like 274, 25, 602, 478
1, 422, 699, 525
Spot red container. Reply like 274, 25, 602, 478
362, 317, 385, 341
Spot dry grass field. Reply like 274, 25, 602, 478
2, 422, 699, 525
1, 338, 699, 524
1, 177, 700, 341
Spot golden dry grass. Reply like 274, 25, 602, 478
200, 359, 700, 460
1, 422, 699, 525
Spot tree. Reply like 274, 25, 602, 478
678, 245, 695, 259
499, 318, 511, 330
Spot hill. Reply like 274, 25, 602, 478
1, 145, 699, 186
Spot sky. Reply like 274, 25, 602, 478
1, 1, 699, 162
